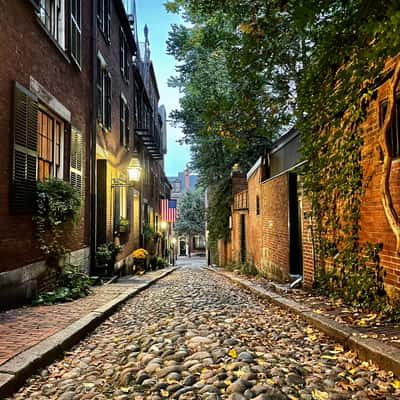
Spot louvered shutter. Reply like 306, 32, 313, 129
127, 187, 133, 232
125, 106, 130, 147
11, 82, 38, 214
113, 186, 120, 233
120, 29, 124, 74
70, 128, 83, 196
105, 72, 112, 129
120, 97, 125, 146
105, 0, 111, 41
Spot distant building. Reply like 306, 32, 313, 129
168, 166, 204, 257
168, 165, 198, 201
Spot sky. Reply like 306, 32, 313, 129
135, 0, 191, 177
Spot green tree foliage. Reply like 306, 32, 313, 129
174, 189, 206, 237
166, 0, 400, 309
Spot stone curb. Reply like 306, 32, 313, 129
0, 267, 176, 398
206, 267, 400, 377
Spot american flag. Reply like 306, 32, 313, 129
160, 199, 177, 222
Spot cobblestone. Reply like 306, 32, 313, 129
9, 266, 400, 399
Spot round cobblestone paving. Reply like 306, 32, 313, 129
11, 266, 400, 399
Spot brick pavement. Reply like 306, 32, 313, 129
0, 271, 169, 367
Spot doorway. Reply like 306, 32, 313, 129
288, 173, 303, 275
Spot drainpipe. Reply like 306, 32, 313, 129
89, 0, 98, 273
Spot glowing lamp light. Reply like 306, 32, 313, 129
160, 221, 168, 230
127, 157, 142, 182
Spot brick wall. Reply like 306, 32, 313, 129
260, 173, 291, 282
246, 168, 262, 268
0, 0, 92, 274
359, 72, 400, 297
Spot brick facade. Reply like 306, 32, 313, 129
358, 73, 400, 297
0, 0, 92, 307
260, 173, 291, 281
246, 167, 262, 268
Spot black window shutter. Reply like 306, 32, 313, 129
120, 97, 124, 146
125, 41, 129, 81
97, 0, 103, 27
97, 58, 103, 123
127, 187, 133, 231
125, 106, 130, 147
70, 128, 83, 196
120, 29, 124, 73
105, 72, 112, 129
11, 82, 38, 214
106, 0, 111, 41
114, 186, 120, 233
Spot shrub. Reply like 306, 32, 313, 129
33, 264, 93, 305
34, 178, 81, 262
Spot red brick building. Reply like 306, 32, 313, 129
219, 74, 400, 296
0, 0, 92, 308
0, 0, 170, 308
218, 129, 313, 285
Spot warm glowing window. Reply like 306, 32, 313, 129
37, 110, 63, 181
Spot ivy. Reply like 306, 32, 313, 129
34, 178, 81, 265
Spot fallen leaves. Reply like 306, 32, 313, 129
312, 389, 329, 400
228, 348, 237, 358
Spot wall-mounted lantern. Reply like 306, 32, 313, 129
127, 155, 142, 183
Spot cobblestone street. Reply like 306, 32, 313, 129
10, 264, 400, 400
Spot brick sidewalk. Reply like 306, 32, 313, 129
0, 270, 170, 367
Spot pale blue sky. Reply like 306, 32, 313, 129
135, 0, 190, 177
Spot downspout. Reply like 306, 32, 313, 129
89, 0, 98, 273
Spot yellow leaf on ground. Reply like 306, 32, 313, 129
228, 348, 237, 358
312, 389, 329, 400
392, 379, 400, 389
321, 355, 337, 360
120, 387, 130, 393
334, 344, 344, 353
348, 368, 357, 375
224, 379, 232, 386
308, 334, 318, 341
160, 389, 169, 397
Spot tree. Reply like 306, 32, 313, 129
174, 189, 206, 256
166, 0, 400, 307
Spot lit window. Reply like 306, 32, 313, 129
37, 109, 63, 181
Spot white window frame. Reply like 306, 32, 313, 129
38, 0, 66, 49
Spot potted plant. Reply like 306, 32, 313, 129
96, 242, 122, 275
132, 248, 149, 272
118, 217, 130, 233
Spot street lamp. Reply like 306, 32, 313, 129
127, 156, 142, 183
160, 220, 168, 231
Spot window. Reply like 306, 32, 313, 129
120, 28, 129, 81
120, 95, 129, 147
38, 0, 66, 48
381, 95, 400, 158
70, 0, 81, 66
113, 184, 132, 238
97, 56, 111, 129
97, 0, 111, 42
256, 195, 260, 215
37, 109, 63, 181
11, 82, 70, 214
